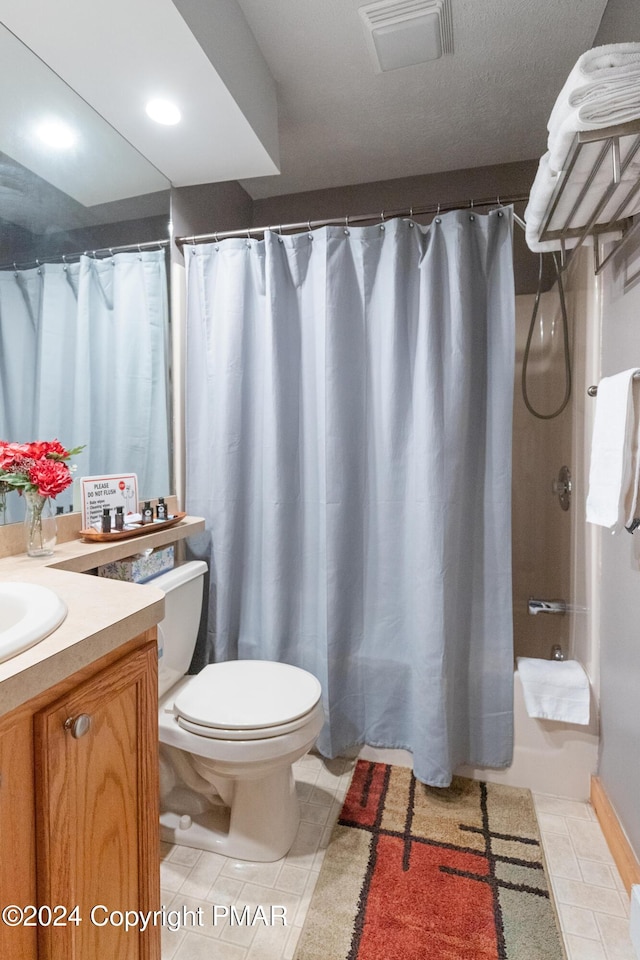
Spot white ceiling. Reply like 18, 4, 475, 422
0, 0, 279, 205
0, 0, 626, 209
237, 0, 609, 199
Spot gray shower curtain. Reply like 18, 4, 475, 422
185, 209, 515, 786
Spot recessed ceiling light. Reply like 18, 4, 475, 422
35, 119, 77, 149
145, 99, 181, 125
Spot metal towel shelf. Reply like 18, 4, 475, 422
537, 118, 640, 275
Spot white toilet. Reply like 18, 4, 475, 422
153, 561, 324, 862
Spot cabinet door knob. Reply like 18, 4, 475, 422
64, 714, 92, 738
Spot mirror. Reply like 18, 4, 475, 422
0, 24, 173, 525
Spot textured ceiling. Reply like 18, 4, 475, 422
237, 0, 609, 198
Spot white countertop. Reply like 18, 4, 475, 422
0, 515, 205, 716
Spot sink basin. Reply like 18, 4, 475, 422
0, 582, 68, 664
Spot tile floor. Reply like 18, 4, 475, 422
533, 793, 636, 960
159, 755, 637, 960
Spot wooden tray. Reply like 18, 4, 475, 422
79, 512, 186, 542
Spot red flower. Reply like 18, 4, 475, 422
28, 459, 73, 497
0, 441, 31, 470
27, 440, 70, 460
1, 438, 82, 499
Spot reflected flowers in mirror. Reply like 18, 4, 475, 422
0, 440, 84, 555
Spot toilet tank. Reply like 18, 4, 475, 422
152, 560, 207, 696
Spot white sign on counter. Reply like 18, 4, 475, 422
81, 474, 139, 530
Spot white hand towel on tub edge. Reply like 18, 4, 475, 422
517, 657, 590, 725
586, 368, 640, 530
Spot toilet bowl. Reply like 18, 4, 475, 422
153, 561, 324, 862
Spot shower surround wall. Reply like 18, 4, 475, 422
512, 290, 573, 662
462, 248, 600, 800
512, 248, 600, 683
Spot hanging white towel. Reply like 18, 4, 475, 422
517, 657, 590, 725
586, 368, 640, 530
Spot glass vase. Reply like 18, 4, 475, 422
24, 490, 57, 557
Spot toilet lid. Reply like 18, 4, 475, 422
173, 660, 322, 731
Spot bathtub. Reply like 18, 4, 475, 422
457, 669, 599, 800
359, 670, 600, 801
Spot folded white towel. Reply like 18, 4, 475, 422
548, 127, 640, 182
548, 45, 640, 125
524, 154, 584, 252
548, 44, 640, 156
586, 369, 640, 530
524, 42, 640, 251
517, 657, 590, 725
549, 108, 640, 176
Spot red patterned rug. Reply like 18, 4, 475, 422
294, 761, 565, 960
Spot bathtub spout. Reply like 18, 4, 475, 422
527, 598, 567, 616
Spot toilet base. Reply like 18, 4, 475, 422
160, 765, 300, 862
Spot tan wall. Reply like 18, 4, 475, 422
251, 159, 553, 296
512, 248, 600, 670
512, 289, 573, 660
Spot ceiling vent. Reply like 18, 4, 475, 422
359, 0, 453, 72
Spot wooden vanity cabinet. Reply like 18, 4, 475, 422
0, 632, 160, 960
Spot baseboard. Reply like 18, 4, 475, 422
591, 776, 640, 895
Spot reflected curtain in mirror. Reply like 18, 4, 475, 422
0, 250, 170, 522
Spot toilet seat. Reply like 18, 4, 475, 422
173, 660, 322, 741
176, 711, 317, 740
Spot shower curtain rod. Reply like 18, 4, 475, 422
175, 193, 530, 247
0, 237, 170, 272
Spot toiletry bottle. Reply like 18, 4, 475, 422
115, 505, 124, 531
141, 501, 153, 524
102, 508, 112, 533
156, 497, 167, 521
